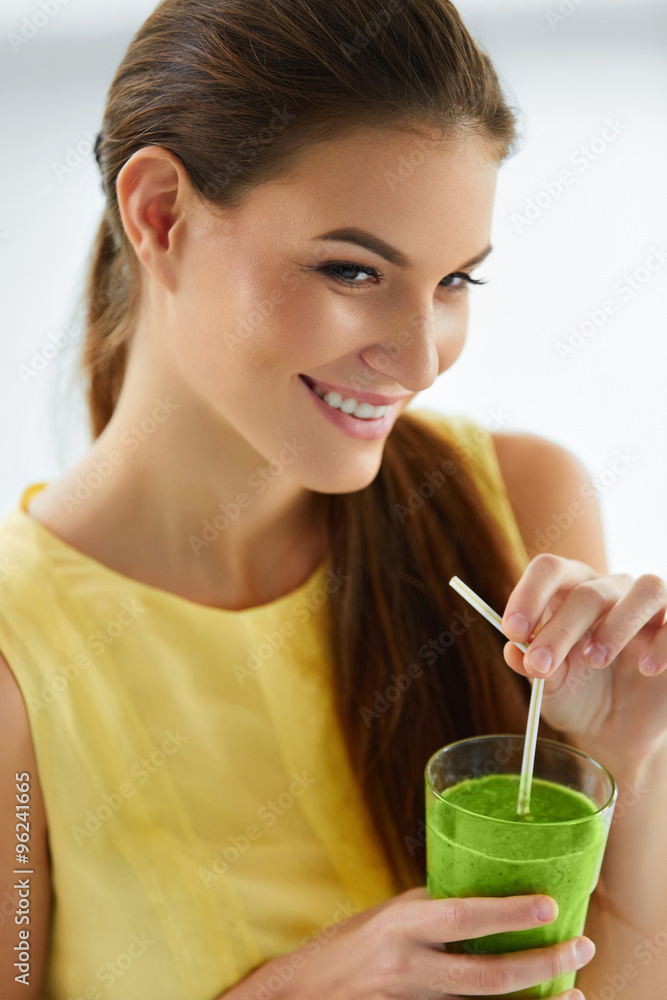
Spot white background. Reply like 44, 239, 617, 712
0, 0, 665, 576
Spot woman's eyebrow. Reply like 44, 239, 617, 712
312, 227, 492, 272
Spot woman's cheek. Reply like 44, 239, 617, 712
437, 300, 469, 367
272, 284, 355, 360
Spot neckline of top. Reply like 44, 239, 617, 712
15, 482, 329, 619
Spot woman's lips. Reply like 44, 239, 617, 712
301, 373, 410, 407
299, 374, 399, 441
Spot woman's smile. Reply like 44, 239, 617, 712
298, 372, 405, 440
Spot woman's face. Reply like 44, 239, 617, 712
151, 127, 499, 494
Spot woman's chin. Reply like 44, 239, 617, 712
301, 459, 384, 497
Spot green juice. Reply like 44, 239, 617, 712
426, 772, 607, 999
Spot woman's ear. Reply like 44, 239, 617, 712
115, 146, 192, 290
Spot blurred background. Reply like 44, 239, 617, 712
0, 0, 665, 576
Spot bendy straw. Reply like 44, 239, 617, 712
448, 575, 544, 816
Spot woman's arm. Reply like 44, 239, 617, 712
0, 650, 52, 999
571, 731, 667, 996
493, 430, 667, 996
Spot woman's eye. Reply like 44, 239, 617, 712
316, 262, 487, 293
440, 272, 487, 291
318, 262, 381, 289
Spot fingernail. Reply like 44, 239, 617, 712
583, 641, 607, 668
529, 647, 553, 675
639, 656, 660, 675
574, 937, 596, 967
505, 613, 529, 637
533, 896, 557, 922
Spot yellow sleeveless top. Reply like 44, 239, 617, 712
0, 409, 529, 1000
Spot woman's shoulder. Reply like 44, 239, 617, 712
488, 428, 608, 570
489, 427, 591, 522
5, 476, 123, 583
0, 484, 47, 576
0, 478, 101, 616
0, 479, 73, 566
406, 408, 607, 568
19, 477, 82, 542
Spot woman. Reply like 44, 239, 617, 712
0, 0, 665, 997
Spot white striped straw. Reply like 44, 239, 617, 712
448, 575, 544, 816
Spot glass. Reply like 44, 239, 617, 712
425, 734, 617, 999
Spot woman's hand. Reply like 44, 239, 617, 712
501, 553, 667, 766
239, 887, 592, 1000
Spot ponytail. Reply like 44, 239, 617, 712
81, 205, 138, 439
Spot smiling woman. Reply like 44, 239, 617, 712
1, 1, 665, 999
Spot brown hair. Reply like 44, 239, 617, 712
81, 0, 616, 913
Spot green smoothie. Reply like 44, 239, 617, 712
426, 772, 607, 999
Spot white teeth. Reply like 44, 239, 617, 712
309, 380, 389, 420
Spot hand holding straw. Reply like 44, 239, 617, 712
448, 575, 544, 816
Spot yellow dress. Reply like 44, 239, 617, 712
0, 409, 529, 1000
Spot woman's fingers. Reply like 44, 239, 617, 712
362, 894, 594, 998
638, 620, 667, 676
581, 573, 667, 674
399, 894, 559, 945
502, 554, 595, 648
422, 935, 595, 996
520, 574, 632, 678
